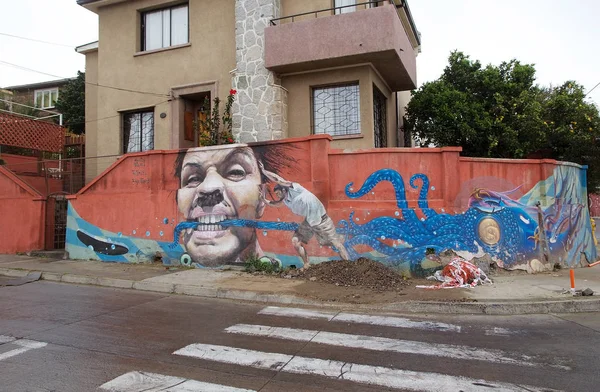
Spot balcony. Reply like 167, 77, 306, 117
264, 1, 417, 91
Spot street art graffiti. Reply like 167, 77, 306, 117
338, 165, 596, 275
66, 142, 597, 276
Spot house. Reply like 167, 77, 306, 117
76, 0, 420, 180
2, 78, 75, 114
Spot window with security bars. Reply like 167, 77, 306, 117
312, 84, 360, 137
373, 86, 388, 148
123, 110, 154, 153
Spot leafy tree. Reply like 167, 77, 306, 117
406, 51, 600, 190
55, 71, 85, 134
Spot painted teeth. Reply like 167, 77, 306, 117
195, 224, 224, 232
198, 215, 226, 225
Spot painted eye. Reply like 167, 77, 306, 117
226, 165, 246, 181
185, 175, 202, 187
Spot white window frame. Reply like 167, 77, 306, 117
34, 88, 59, 109
141, 3, 189, 51
335, 0, 356, 14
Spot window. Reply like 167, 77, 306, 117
123, 110, 154, 153
373, 86, 388, 148
142, 3, 189, 51
34, 88, 59, 109
335, 0, 356, 14
313, 84, 361, 137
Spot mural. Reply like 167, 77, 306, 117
338, 165, 596, 275
66, 142, 597, 276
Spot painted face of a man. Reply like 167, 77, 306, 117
177, 146, 265, 266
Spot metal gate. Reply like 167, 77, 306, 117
45, 195, 68, 250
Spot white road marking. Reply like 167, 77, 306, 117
100, 371, 256, 392
224, 324, 569, 369
0, 337, 47, 362
258, 306, 462, 332
174, 343, 561, 392
485, 327, 518, 336
0, 335, 16, 344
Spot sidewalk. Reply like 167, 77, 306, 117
1, 254, 600, 315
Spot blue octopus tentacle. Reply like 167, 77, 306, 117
410, 174, 437, 218
345, 169, 409, 209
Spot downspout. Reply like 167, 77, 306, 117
395, 92, 400, 146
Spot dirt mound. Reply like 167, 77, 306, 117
282, 258, 409, 292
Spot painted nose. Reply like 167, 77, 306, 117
194, 168, 225, 208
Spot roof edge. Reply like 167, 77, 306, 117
76, 41, 99, 54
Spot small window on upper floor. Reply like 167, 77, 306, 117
34, 88, 59, 109
141, 3, 189, 52
335, 0, 356, 14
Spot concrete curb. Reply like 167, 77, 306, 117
2, 268, 599, 315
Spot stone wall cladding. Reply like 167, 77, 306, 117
233, 0, 287, 142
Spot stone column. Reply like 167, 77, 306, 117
232, 0, 288, 143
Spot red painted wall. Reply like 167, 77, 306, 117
0, 167, 45, 253
67, 135, 586, 263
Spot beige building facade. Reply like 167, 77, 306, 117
76, 0, 420, 179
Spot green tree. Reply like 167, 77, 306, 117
406, 51, 600, 190
55, 71, 85, 134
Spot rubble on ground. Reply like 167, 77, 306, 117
281, 258, 409, 292
417, 256, 492, 289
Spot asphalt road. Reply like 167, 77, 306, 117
1, 280, 599, 392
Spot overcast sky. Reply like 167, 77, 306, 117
0, 0, 598, 105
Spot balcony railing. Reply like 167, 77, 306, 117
272, 1, 393, 25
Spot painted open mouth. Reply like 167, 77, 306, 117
188, 214, 229, 233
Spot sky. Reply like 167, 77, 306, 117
0, 0, 598, 106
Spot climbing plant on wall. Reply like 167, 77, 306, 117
194, 90, 236, 146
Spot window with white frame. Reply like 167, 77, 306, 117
312, 84, 361, 137
34, 88, 59, 109
335, 0, 356, 14
123, 110, 154, 153
142, 3, 189, 51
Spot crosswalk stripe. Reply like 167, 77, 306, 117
224, 324, 570, 370
0, 335, 16, 344
0, 338, 47, 362
99, 371, 256, 392
174, 343, 560, 392
258, 306, 462, 332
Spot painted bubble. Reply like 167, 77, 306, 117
117, 232, 122, 237
88, 245, 94, 251
163, 218, 169, 224
146, 231, 151, 237
159, 231, 164, 237
395, 211, 400, 216
263, 231, 268, 236
111, 244, 116, 250
132, 230, 137, 235
355, 218, 360, 222
380, 236, 386, 240
431, 186, 436, 191
180, 253, 192, 266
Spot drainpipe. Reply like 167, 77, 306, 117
395, 92, 400, 146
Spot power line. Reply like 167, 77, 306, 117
0, 60, 170, 97
586, 81, 600, 97
0, 32, 74, 48
0, 100, 171, 127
